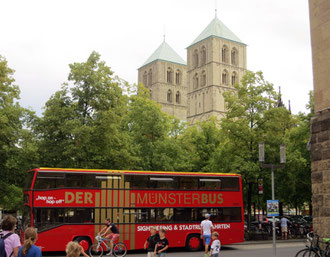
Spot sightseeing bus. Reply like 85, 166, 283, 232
22, 168, 244, 252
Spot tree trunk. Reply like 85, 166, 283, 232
309, 203, 313, 216
247, 182, 253, 230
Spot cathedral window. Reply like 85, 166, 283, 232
175, 70, 181, 85
193, 49, 199, 68
193, 73, 199, 89
167, 67, 173, 84
167, 89, 173, 103
231, 71, 237, 86
231, 48, 238, 66
143, 71, 147, 87
222, 70, 228, 85
201, 46, 206, 65
201, 70, 206, 86
222, 45, 228, 63
176, 91, 181, 104
148, 69, 152, 87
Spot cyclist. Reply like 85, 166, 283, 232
98, 218, 120, 256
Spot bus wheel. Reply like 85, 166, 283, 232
186, 234, 202, 251
74, 236, 92, 252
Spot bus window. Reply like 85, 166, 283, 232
199, 178, 221, 190
95, 175, 121, 188
66, 174, 82, 187
149, 177, 176, 189
65, 208, 94, 223
34, 173, 65, 189
178, 177, 198, 190
125, 175, 149, 189
133, 209, 148, 223
174, 208, 192, 222
25, 171, 35, 189
220, 177, 240, 191
34, 208, 65, 231
201, 207, 242, 222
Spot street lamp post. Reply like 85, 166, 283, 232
258, 142, 286, 257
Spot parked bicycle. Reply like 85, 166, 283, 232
89, 235, 127, 257
295, 232, 330, 257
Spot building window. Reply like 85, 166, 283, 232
167, 67, 173, 84
148, 69, 152, 87
201, 46, 206, 65
175, 70, 181, 85
231, 72, 237, 86
222, 45, 228, 63
193, 73, 199, 89
167, 89, 172, 103
201, 70, 206, 87
222, 70, 228, 85
231, 48, 238, 66
176, 91, 181, 104
193, 49, 199, 68
143, 71, 147, 86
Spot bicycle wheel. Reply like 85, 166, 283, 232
296, 249, 309, 257
89, 243, 104, 257
113, 242, 127, 257
302, 249, 320, 257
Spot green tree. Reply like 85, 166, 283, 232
0, 55, 37, 211
36, 51, 135, 169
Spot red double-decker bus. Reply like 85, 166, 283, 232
22, 168, 244, 252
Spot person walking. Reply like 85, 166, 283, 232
144, 227, 159, 257
65, 241, 88, 257
280, 216, 290, 240
154, 229, 169, 257
0, 215, 21, 257
200, 214, 214, 257
18, 227, 41, 257
209, 232, 221, 257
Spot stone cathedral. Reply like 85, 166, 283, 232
138, 15, 247, 124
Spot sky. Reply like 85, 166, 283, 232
0, 0, 313, 116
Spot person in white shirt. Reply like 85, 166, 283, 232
200, 214, 214, 257
210, 232, 221, 257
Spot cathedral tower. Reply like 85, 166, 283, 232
186, 15, 247, 124
138, 40, 187, 121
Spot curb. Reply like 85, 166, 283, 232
233, 239, 305, 245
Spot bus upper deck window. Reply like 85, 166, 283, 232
199, 178, 221, 190
34, 173, 65, 189
150, 177, 175, 189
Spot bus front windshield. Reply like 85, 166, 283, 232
25, 170, 35, 189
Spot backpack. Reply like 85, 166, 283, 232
0, 233, 13, 257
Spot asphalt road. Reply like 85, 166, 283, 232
46, 241, 305, 257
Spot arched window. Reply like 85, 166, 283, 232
148, 69, 152, 87
193, 73, 199, 89
167, 89, 172, 103
222, 70, 228, 85
176, 91, 181, 104
143, 71, 147, 86
193, 49, 199, 68
201, 70, 206, 86
231, 71, 237, 86
231, 48, 238, 66
222, 45, 228, 63
167, 67, 173, 84
201, 46, 206, 65
175, 70, 181, 85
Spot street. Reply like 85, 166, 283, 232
46, 241, 305, 257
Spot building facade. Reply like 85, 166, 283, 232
138, 15, 246, 124
309, 0, 330, 238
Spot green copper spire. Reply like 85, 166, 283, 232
189, 16, 245, 47
140, 40, 186, 68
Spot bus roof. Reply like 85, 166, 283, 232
32, 167, 240, 177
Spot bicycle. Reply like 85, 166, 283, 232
295, 232, 330, 257
89, 235, 127, 257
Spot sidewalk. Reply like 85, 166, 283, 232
234, 238, 305, 245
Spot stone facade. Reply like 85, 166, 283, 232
138, 60, 187, 121
309, 0, 330, 238
186, 37, 246, 124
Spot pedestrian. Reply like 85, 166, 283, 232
65, 241, 88, 257
154, 229, 169, 257
209, 232, 221, 257
0, 215, 21, 257
18, 227, 41, 257
200, 214, 214, 257
280, 216, 290, 240
144, 226, 159, 257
